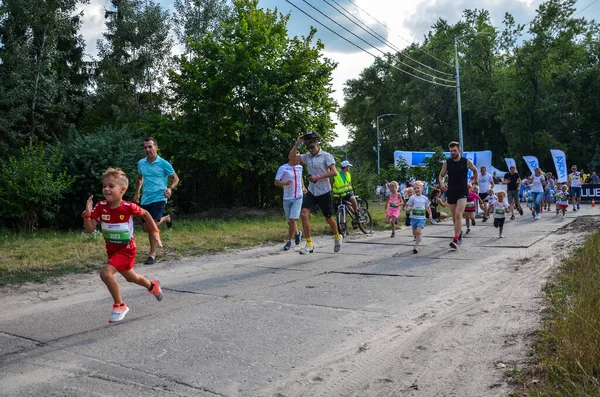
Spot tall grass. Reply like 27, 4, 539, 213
518, 231, 600, 395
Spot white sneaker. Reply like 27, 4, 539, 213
334, 236, 343, 253
430, 219, 438, 225
109, 303, 129, 323
299, 245, 314, 255
499, 233, 504, 238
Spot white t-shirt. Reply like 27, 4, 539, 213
479, 173, 493, 193
407, 195, 430, 220
275, 164, 304, 200
485, 194, 498, 204
530, 174, 546, 193
569, 171, 582, 187
490, 199, 510, 218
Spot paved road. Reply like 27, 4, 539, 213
1, 207, 597, 396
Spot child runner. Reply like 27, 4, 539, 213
489, 190, 510, 238
402, 187, 414, 227
555, 184, 571, 219
428, 188, 449, 224
385, 181, 402, 237
525, 191, 536, 218
83, 168, 164, 323
464, 184, 483, 234
406, 181, 432, 254
484, 188, 497, 218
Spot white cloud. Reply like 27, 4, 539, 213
77, 0, 110, 59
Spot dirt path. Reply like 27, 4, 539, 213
1, 212, 598, 397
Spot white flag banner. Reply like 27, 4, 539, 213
505, 158, 516, 170
550, 149, 568, 183
523, 156, 539, 175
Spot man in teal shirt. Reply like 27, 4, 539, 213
134, 137, 179, 265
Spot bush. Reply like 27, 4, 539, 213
56, 126, 144, 228
0, 140, 74, 232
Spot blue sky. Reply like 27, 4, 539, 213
80, 0, 600, 144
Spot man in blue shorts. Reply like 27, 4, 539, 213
568, 165, 582, 211
134, 137, 179, 265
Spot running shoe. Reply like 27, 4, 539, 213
284, 240, 292, 251
458, 232, 463, 245
472, 219, 476, 226
391, 231, 395, 238
295, 231, 302, 245
519, 208, 523, 216
573, 207, 577, 211
534, 215, 540, 220
482, 216, 488, 222
166, 212, 175, 228
499, 233, 504, 238
413, 247, 419, 254
465, 228, 471, 234
109, 303, 129, 323
510, 215, 516, 220
334, 235, 342, 253
561, 215, 565, 220
144, 256, 156, 265
149, 279, 163, 301
577, 204, 580, 210
299, 245, 314, 255
449, 239, 458, 249
430, 219, 438, 225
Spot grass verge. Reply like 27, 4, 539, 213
514, 231, 600, 395
0, 202, 442, 287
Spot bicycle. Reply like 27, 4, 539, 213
335, 195, 373, 236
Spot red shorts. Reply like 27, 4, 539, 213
106, 241, 137, 272
557, 204, 569, 210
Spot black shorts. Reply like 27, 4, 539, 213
479, 192, 488, 201
429, 206, 441, 220
302, 190, 333, 218
446, 190, 468, 205
493, 218, 505, 228
141, 201, 166, 222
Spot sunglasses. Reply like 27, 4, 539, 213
305, 144, 316, 150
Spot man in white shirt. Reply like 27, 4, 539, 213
568, 165, 583, 211
478, 166, 494, 222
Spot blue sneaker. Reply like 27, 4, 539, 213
577, 204, 580, 210
295, 231, 302, 245
284, 240, 292, 251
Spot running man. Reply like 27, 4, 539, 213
290, 131, 343, 254
134, 137, 179, 265
568, 165, 583, 211
438, 141, 478, 249
478, 166, 494, 222
503, 165, 524, 220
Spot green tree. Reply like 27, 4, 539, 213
172, 0, 231, 55
0, 0, 89, 151
168, 0, 337, 210
0, 140, 74, 232
86, 0, 173, 127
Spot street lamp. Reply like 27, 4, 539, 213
454, 32, 491, 152
376, 113, 396, 176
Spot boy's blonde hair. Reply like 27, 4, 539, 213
496, 189, 507, 198
389, 181, 399, 189
102, 168, 129, 188
404, 187, 414, 196
413, 180, 424, 189
487, 188, 494, 195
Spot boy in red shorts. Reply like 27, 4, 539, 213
83, 168, 164, 323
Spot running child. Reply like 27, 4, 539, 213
83, 168, 164, 323
406, 181, 432, 254
489, 190, 510, 238
555, 184, 570, 219
385, 181, 402, 237
428, 188, 449, 224
484, 188, 497, 218
402, 187, 414, 227
464, 184, 483, 234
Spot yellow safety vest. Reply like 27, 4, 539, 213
332, 171, 353, 198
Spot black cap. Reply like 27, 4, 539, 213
303, 131, 320, 140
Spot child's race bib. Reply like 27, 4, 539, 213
412, 208, 426, 216
495, 208, 505, 215
466, 202, 475, 208
101, 222, 131, 244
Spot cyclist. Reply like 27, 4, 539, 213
332, 160, 359, 225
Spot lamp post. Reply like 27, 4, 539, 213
376, 113, 396, 176
454, 32, 491, 152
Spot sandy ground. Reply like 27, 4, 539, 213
1, 209, 599, 397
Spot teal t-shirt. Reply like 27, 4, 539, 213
138, 156, 175, 205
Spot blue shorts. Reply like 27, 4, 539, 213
411, 218, 425, 230
570, 187, 582, 198
283, 197, 302, 221
141, 201, 166, 222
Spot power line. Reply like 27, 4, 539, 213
296, 0, 457, 85
346, 0, 455, 69
285, 0, 455, 87
574, 0, 599, 16
325, 0, 454, 78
